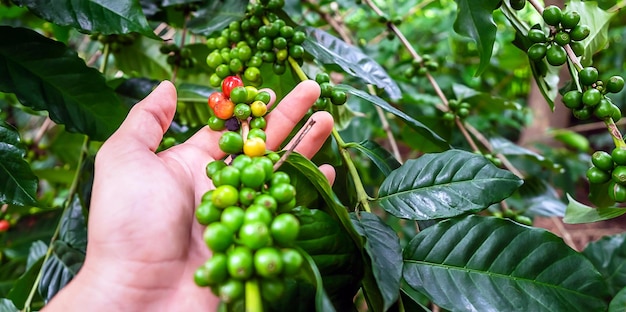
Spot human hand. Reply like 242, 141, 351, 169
43, 80, 334, 311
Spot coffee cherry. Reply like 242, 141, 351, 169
561, 11, 581, 29
554, 31, 570, 46
206, 160, 227, 178
570, 24, 590, 41
510, 0, 526, 10
613, 148, 626, 165
609, 181, 626, 202
196, 201, 222, 225
208, 116, 226, 131
579, 67, 599, 86
546, 44, 567, 66
260, 278, 286, 301
234, 103, 252, 120
572, 107, 592, 120
542, 5, 562, 26
582, 88, 602, 107
254, 247, 284, 277
606, 76, 625, 93
592, 151, 613, 172
204, 222, 234, 252
281, 248, 303, 276
241, 163, 266, 189
562, 90, 583, 109
270, 213, 299, 246
587, 166, 611, 184
594, 98, 613, 119
222, 76, 244, 98
227, 246, 254, 279
527, 29, 546, 43
239, 221, 272, 250
527, 43, 547, 61
613, 166, 626, 184
243, 137, 267, 157
219, 131, 244, 154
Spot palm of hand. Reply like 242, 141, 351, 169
63, 80, 333, 310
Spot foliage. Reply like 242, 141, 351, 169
1, 0, 626, 311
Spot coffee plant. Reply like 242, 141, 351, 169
2, 0, 626, 311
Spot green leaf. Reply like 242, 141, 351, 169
516, 177, 565, 217
334, 84, 449, 150
452, 0, 501, 76
563, 194, 626, 224
13, 0, 158, 38
114, 77, 160, 107
0, 121, 38, 206
187, 0, 247, 36
403, 215, 608, 312
301, 26, 401, 100
38, 240, 85, 303
346, 140, 401, 177
0, 26, 128, 141
26, 241, 47, 270
59, 196, 87, 251
583, 233, 626, 295
377, 150, 523, 220
0, 298, 19, 312
113, 36, 172, 81
296, 246, 336, 312
294, 208, 362, 310
283, 152, 362, 245
609, 287, 626, 312
351, 212, 402, 311
529, 56, 561, 110
7, 257, 44, 309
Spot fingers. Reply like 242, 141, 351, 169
102, 81, 177, 154
284, 111, 333, 159
264, 80, 321, 149
319, 164, 336, 185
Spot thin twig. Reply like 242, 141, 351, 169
273, 119, 317, 171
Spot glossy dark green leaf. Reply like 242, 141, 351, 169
187, 0, 247, 36
294, 208, 361, 311
301, 26, 401, 100
564, 194, 626, 224
346, 140, 401, 177
38, 240, 85, 303
0, 121, 38, 206
403, 215, 608, 312
0, 26, 128, 141
583, 233, 626, 295
26, 241, 47, 270
351, 212, 402, 311
114, 77, 160, 107
609, 287, 626, 312
452, 0, 501, 76
334, 84, 448, 150
284, 153, 361, 245
6, 257, 44, 309
516, 177, 565, 217
0, 298, 19, 312
377, 150, 523, 220
296, 246, 336, 312
59, 196, 87, 250
13, 0, 158, 38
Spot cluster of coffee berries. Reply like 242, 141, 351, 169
312, 73, 347, 110
195, 153, 303, 302
403, 54, 439, 79
562, 66, 624, 121
90, 33, 138, 53
526, 6, 589, 66
195, 77, 304, 303
442, 99, 472, 123
204, 1, 306, 88
587, 148, 626, 202
207, 76, 271, 157
160, 43, 197, 69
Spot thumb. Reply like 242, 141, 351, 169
105, 81, 177, 153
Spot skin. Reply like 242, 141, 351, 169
42, 80, 334, 311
